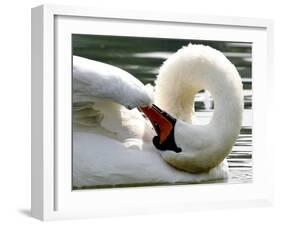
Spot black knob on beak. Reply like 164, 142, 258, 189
152, 128, 182, 153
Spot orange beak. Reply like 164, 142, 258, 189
138, 105, 174, 144
138, 105, 181, 153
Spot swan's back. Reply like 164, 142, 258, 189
73, 125, 229, 188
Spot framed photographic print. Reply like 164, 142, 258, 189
31, 4, 274, 221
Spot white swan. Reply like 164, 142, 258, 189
72, 44, 243, 188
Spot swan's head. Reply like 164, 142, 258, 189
117, 79, 154, 110
139, 104, 182, 153
122, 87, 153, 110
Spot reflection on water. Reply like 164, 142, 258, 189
73, 34, 252, 184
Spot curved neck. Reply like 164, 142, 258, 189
154, 45, 243, 172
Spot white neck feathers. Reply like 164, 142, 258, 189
154, 44, 243, 172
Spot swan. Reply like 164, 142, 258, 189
72, 44, 243, 188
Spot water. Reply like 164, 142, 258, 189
73, 34, 252, 184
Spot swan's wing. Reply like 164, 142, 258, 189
72, 56, 155, 150
73, 56, 153, 109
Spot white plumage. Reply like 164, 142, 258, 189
155, 45, 243, 172
72, 44, 242, 188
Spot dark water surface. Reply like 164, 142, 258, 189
73, 34, 252, 185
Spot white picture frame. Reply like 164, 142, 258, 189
31, 4, 274, 221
